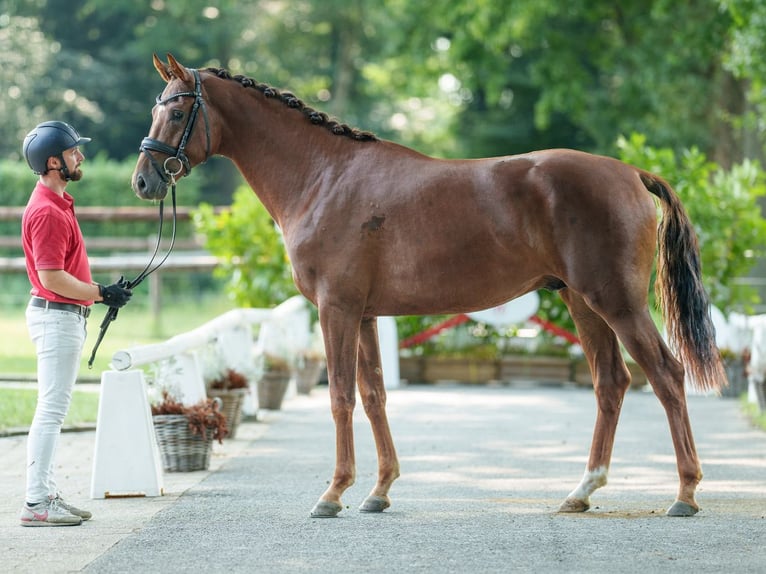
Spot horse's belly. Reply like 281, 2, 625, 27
368, 257, 542, 316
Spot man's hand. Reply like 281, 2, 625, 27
98, 278, 132, 309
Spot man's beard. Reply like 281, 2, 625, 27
57, 166, 83, 181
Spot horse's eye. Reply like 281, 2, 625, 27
172, 109, 184, 121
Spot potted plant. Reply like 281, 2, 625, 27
720, 347, 749, 398
207, 368, 249, 438
294, 352, 326, 395
293, 323, 326, 395
257, 353, 292, 410
151, 390, 228, 472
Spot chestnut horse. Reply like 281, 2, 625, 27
132, 54, 725, 518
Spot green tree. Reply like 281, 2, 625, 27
385, 1, 744, 163
0, 11, 62, 162
192, 186, 298, 308
617, 132, 766, 313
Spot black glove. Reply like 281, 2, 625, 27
98, 278, 132, 309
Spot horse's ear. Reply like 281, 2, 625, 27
166, 53, 192, 83
153, 53, 172, 83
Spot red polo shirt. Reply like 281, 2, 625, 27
22, 182, 93, 305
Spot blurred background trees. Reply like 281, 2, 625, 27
3, 0, 766, 328
5, 1, 766, 173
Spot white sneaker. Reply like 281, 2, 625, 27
20, 498, 82, 527
53, 494, 92, 521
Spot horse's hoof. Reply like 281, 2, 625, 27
359, 495, 391, 513
558, 497, 590, 513
666, 500, 699, 517
310, 500, 343, 518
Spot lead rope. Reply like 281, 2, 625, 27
87, 173, 180, 369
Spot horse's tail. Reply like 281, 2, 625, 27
640, 171, 726, 392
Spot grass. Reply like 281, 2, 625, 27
0, 293, 237, 431
742, 395, 766, 432
0, 388, 101, 431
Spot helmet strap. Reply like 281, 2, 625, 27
57, 154, 72, 181
46, 154, 72, 181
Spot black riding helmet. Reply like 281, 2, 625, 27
22, 121, 91, 178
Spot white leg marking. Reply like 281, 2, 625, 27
567, 466, 608, 503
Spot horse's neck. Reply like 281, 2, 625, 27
217, 96, 353, 227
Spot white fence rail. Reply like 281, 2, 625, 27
111, 295, 306, 370
111, 295, 311, 406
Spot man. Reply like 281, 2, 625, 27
19, 121, 132, 527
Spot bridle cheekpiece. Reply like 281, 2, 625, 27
139, 68, 211, 184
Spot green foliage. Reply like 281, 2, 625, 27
0, 156, 204, 245
742, 394, 766, 431
6, 0, 766, 358
617, 132, 766, 313
0, 155, 202, 207
4, 1, 760, 168
192, 186, 298, 308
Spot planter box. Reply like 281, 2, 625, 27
294, 358, 325, 395
153, 414, 214, 472
722, 358, 748, 398
422, 356, 499, 384
499, 356, 572, 384
399, 356, 425, 382
209, 388, 247, 439
257, 370, 291, 410
400, 355, 575, 385
400, 355, 649, 387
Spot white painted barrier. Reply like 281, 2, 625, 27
378, 316, 400, 389
713, 309, 766, 410
90, 370, 164, 499
91, 296, 310, 499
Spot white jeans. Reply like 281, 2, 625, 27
25, 305, 87, 503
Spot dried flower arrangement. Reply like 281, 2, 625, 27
209, 368, 249, 391
151, 390, 228, 443
262, 352, 291, 374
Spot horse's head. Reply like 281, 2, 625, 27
131, 53, 212, 200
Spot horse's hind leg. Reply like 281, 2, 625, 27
558, 289, 633, 513
356, 317, 400, 512
605, 309, 701, 516
572, 287, 702, 516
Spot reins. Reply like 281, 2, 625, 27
87, 70, 210, 369
87, 181, 178, 369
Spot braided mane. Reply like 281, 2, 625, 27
203, 67, 378, 142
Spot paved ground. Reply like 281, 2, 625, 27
1, 383, 764, 573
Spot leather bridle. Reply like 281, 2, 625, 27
139, 68, 211, 184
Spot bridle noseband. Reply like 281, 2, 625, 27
139, 68, 211, 184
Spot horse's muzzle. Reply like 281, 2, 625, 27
132, 170, 168, 200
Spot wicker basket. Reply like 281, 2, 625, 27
153, 414, 214, 472
294, 358, 325, 395
257, 370, 291, 410
211, 388, 248, 439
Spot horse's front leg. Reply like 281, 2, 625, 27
356, 317, 400, 513
310, 307, 360, 518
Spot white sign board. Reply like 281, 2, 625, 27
466, 291, 540, 327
